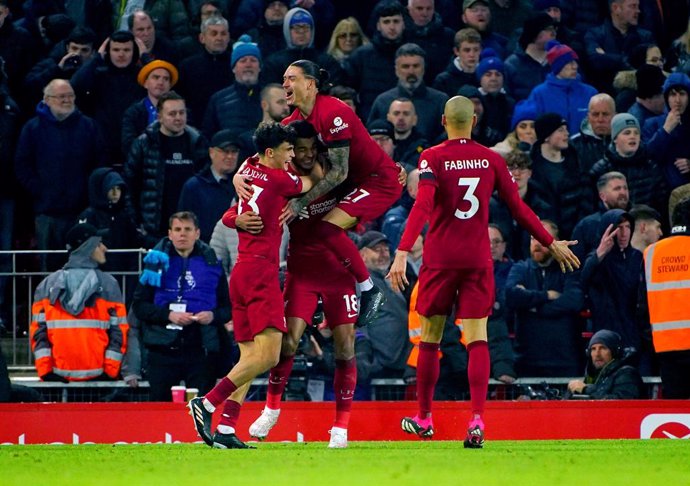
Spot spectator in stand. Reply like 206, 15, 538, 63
358, 231, 411, 379
344, 0, 406, 120
125, 91, 209, 246
178, 129, 239, 242
487, 224, 516, 384
382, 169, 419, 251
122, 59, 178, 156
128, 9, 179, 64
611, 43, 665, 113
243, 1, 289, 58
457, 84, 502, 146
387, 98, 428, 171
491, 99, 537, 157
25, 26, 97, 107
490, 150, 554, 262
460, 0, 508, 59
642, 197, 690, 399
581, 209, 653, 372
203, 35, 263, 139
506, 219, 584, 377
559, 0, 609, 46
236, 83, 290, 162
114, 0, 191, 44
486, 0, 532, 41
530, 112, 590, 239
570, 93, 615, 174
328, 85, 358, 112
70, 30, 145, 166
533, 0, 582, 56
0, 0, 39, 103
15, 79, 104, 271
30, 223, 129, 382
504, 13, 555, 102
403, 0, 455, 84
667, 18, 690, 75
176, 16, 232, 128
368, 43, 448, 142
432, 27, 481, 98
583, 0, 654, 93
260, 7, 344, 86
527, 40, 598, 135
132, 211, 230, 400
629, 204, 662, 253
180, 1, 226, 58
571, 171, 630, 261
367, 119, 396, 160
590, 113, 667, 215
628, 65, 666, 128
60, 0, 112, 46
643, 73, 690, 190
326, 17, 369, 68
567, 329, 644, 399
475, 49, 513, 142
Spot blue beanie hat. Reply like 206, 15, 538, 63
231, 34, 262, 68
511, 100, 538, 131
289, 8, 314, 29
546, 40, 578, 75
476, 48, 505, 80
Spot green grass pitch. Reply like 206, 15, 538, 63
1, 440, 688, 486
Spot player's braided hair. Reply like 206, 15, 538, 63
290, 59, 332, 93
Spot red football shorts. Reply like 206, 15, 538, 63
415, 266, 495, 319
337, 165, 402, 223
283, 270, 357, 327
229, 260, 287, 342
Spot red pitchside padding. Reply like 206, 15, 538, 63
1, 401, 689, 445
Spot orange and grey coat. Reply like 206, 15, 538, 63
30, 269, 128, 381
644, 234, 690, 354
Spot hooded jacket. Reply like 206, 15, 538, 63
30, 238, 129, 381
527, 73, 598, 134
581, 209, 646, 350
570, 117, 611, 174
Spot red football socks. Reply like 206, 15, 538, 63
467, 340, 490, 416
334, 357, 357, 428
417, 341, 440, 419
315, 220, 370, 282
218, 399, 242, 429
205, 377, 238, 408
266, 354, 295, 410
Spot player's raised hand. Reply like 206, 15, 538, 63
386, 250, 410, 292
236, 210, 263, 234
548, 239, 580, 273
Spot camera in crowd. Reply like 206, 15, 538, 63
63, 55, 82, 71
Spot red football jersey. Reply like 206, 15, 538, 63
236, 156, 303, 264
282, 94, 397, 185
406, 138, 553, 269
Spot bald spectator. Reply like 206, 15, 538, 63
129, 9, 179, 64
432, 27, 481, 98
116, 0, 191, 43
387, 98, 428, 171
403, 0, 455, 83
570, 93, 616, 174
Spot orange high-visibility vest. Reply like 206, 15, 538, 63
644, 235, 690, 353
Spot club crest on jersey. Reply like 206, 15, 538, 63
419, 159, 433, 174
330, 116, 349, 134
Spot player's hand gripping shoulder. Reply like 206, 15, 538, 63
386, 250, 410, 292
233, 161, 253, 201
548, 239, 580, 273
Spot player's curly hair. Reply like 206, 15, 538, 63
289, 60, 332, 93
253, 122, 297, 154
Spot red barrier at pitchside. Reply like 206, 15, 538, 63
1, 401, 689, 445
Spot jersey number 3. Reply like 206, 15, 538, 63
238, 185, 264, 214
455, 177, 480, 220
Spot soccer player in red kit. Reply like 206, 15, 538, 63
188, 122, 321, 449
387, 96, 580, 448
239, 59, 404, 327
248, 120, 358, 448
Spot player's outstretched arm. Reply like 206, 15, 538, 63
386, 250, 410, 292
280, 145, 349, 225
548, 240, 581, 273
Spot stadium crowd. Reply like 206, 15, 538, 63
1, 0, 689, 411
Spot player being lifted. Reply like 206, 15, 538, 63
387, 96, 580, 448
188, 122, 322, 449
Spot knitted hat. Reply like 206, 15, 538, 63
137, 60, 179, 87
636, 65, 665, 99
546, 40, 578, 75
610, 113, 640, 140
534, 112, 567, 142
289, 8, 314, 29
367, 119, 394, 139
588, 329, 623, 359
476, 48, 505, 80
511, 100, 538, 131
533, 0, 561, 10
519, 13, 555, 50
231, 34, 262, 68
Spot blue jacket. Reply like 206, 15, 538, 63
503, 49, 550, 102
527, 74, 598, 134
14, 103, 103, 215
